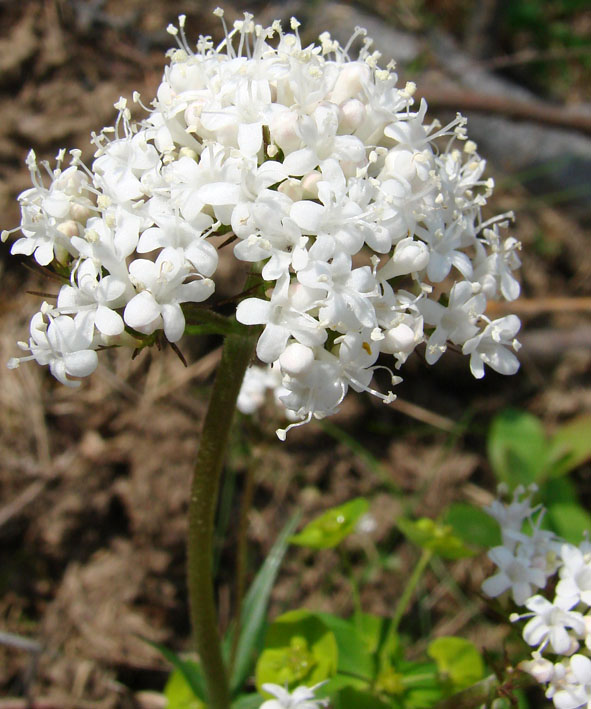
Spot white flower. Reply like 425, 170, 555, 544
420, 281, 485, 365
462, 314, 521, 379
260, 682, 329, 708
482, 545, 547, 605
236, 275, 326, 364
8, 309, 98, 387
556, 545, 591, 611
549, 654, 591, 709
124, 248, 213, 342
516, 595, 585, 654
6, 10, 522, 422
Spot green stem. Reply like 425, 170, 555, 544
391, 548, 433, 633
339, 548, 363, 620
187, 330, 257, 709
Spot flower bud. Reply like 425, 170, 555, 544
329, 62, 371, 105
269, 110, 300, 154
279, 343, 315, 377
301, 172, 321, 199
382, 323, 416, 354
379, 238, 429, 280
278, 178, 303, 201
338, 98, 366, 134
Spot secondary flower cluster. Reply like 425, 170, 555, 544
4, 10, 521, 434
259, 682, 328, 709
482, 486, 591, 709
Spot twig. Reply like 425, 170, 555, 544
391, 397, 457, 433
0, 480, 47, 528
418, 86, 591, 136
487, 296, 591, 316
484, 45, 591, 71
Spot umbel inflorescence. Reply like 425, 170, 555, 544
4, 10, 522, 437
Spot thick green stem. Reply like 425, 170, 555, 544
187, 331, 257, 709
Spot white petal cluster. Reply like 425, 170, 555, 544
482, 487, 591, 708
259, 682, 329, 709
6, 11, 520, 424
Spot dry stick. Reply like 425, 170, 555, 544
390, 397, 457, 433
487, 296, 591, 316
418, 87, 591, 136
0, 480, 47, 529
483, 45, 591, 71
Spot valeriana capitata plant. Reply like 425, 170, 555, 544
4, 9, 524, 708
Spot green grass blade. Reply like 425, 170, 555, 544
228, 511, 301, 694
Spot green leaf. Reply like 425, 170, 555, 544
255, 610, 338, 692
231, 694, 264, 709
487, 409, 549, 486
547, 503, 591, 544
444, 503, 501, 549
164, 669, 206, 709
540, 476, 578, 506
289, 498, 370, 549
142, 640, 206, 701
353, 612, 383, 656
396, 517, 475, 559
331, 686, 391, 708
311, 612, 374, 679
227, 512, 301, 694
427, 636, 484, 691
547, 415, 591, 478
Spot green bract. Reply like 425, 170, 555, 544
289, 498, 370, 549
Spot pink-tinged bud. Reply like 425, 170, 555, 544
338, 99, 366, 134
269, 110, 300, 154
57, 220, 79, 238
329, 62, 371, 105
301, 172, 321, 199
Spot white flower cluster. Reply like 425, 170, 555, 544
259, 682, 329, 709
482, 486, 591, 709
5, 11, 521, 429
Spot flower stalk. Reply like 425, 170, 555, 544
187, 327, 258, 709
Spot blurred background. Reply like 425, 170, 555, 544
0, 1, 590, 707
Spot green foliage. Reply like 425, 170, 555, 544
143, 641, 206, 702
396, 517, 475, 559
444, 502, 501, 549
427, 636, 484, 691
487, 409, 549, 487
487, 409, 591, 542
255, 610, 338, 691
164, 667, 206, 709
289, 498, 370, 549
225, 513, 301, 694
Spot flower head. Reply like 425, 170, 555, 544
7, 11, 521, 424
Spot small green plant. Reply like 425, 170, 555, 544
487, 409, 591, 542
161, 500, 487, 708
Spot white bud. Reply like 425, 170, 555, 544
279, 343, 315, 377
378, 238, 429, 280
382, 323, 416, 354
